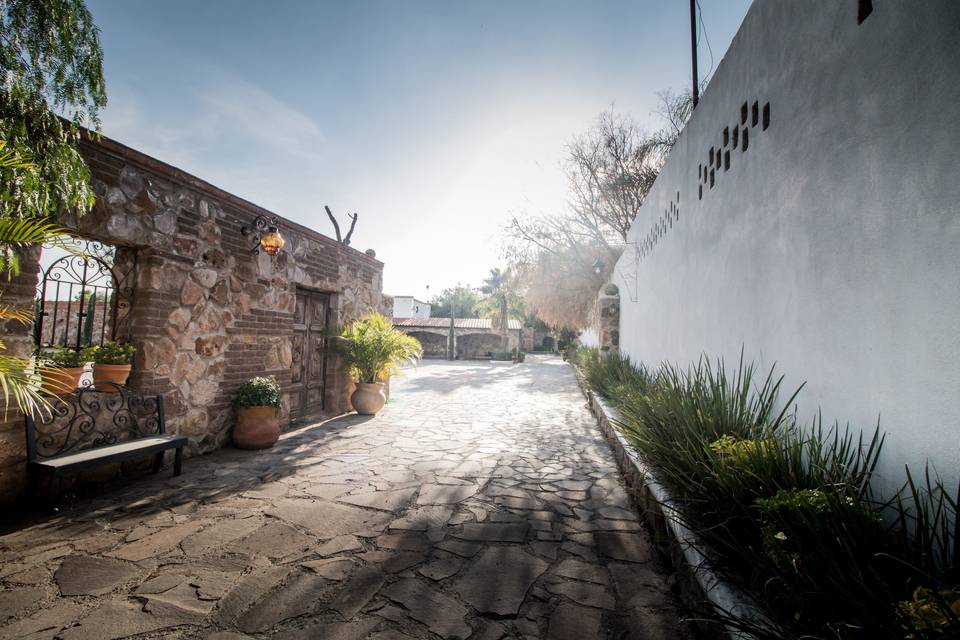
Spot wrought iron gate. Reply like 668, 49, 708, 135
33, 239, 135, 351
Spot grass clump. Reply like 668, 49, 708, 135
574, 350, 958, 640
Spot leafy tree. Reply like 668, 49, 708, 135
478, 268, 525, 350
0, 141, 73, 416
1, 0, 106, 219
429, 284, 482, 319
0, 0, 105, 416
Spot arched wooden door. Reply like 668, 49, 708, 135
290, 289, 329, 422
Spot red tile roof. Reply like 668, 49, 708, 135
393, 317, 522, 330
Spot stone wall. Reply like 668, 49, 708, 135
0, 133, 385, 503
596, 285, 620, 354
405, 331, 448, 359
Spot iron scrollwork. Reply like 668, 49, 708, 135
29, 382, 161, 459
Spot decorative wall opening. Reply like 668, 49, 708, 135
33, 238, 136, 352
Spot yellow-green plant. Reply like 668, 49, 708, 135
84, 341, 136, 365
897, 587, 960, 638
337, 313, 422, 384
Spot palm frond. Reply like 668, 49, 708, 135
0, 302, 33, 324
0, 140, 34, 170
0, 216, 68, 247
0, 355, 53, 419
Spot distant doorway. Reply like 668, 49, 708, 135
290, 289, 329, 422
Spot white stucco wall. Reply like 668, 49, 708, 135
613, 0, 960, 495
392, 296, 431, 318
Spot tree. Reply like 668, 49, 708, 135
478, 268, 524, 351
429, 285, 482, 319
0, 0, 106, 416
1, 0, 106, 219
506, 93, 693, 329
0, 147, 71, 416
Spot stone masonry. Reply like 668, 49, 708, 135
0, 133, 386, 503
596, 285, 620, 354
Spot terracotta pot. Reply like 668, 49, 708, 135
234, 405, 280, 449
40, 367, 84, 396
351, 382, 387, 415
93, 363, 132, 392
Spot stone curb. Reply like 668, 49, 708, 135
572, 367, 770, 640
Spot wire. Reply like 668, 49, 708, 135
695, 0, 715, 85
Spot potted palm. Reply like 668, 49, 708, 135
86, 341, 136, 391
337, 313, 422, 415
39, 347, 87, 395
233, 376, 281, 449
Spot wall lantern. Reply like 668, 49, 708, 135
592, 258, 605, 275
241, 214, 286, 256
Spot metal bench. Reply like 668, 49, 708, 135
24, 381, 187, 502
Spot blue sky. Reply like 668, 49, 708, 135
88, 0, 751, 299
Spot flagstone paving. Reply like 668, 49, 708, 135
0, 355, 694, 639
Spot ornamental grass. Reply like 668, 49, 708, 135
573, 346, 958, 639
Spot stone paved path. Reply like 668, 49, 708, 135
0, 355, 693, 639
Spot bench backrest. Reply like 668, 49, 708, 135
25, 382, 166, 461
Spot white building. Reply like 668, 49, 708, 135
392, 295, 431, 319
611, 1, 960, 495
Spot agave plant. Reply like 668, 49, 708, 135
337, 313, 422, 384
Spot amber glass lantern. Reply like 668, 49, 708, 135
242, 215, 285, 257
259, 226, 285, 256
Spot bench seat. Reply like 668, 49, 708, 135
27, 434, 188, 475
25, 383, 185, 504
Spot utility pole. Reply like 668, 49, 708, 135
448, 296, 456, 361
690, 0, 699, 108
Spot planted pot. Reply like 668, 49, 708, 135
234, 405, 280, 449
351, 382, 387, 415
41, 367, 84, 396
93, 363, 132, 391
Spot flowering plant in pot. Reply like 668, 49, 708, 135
39, 346, 87, 395
85, 341, 136, 391
337, 313, 422, 415
233, 376, 281, 449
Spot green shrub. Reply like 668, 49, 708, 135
584, 350, 653, 400
84, 340, 136, 365
235, 376, 281, 408
43, 346, 87, 368
337, 313, 422, 383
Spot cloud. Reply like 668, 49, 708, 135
198, 78, 328, 162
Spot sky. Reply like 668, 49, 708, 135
86, 0, 752, 301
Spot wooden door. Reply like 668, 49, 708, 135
290, 289, 329, 422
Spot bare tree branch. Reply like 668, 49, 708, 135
504, 95, 693, 328
324, 205, 342, 242
343, 212, 358, 246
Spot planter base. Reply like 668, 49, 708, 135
351, 382, 386, 415
234, 406, 280, 449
